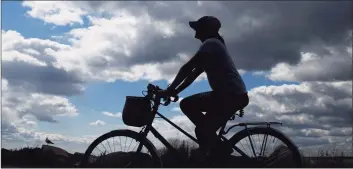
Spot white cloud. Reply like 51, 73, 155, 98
2, 30, 85, 96
2, 50, 47, 67
2, 79, 78, 124
23, 48, 40, 55
89, 120, 106, 126
238, 69, 247, 75
240, 80, 352, 153
50, 12, 191, 83
102, 111, 122, 118
50, 35, 64, 40
267, 51, 352, 82
1, 28, 84, 152
20, 1, 352, 75
16, 2, 249, 84
252, 71, 268, 76
22, 1, 88, 26
19, 1, 352, 85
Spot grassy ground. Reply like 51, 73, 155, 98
2, 140, 352, 168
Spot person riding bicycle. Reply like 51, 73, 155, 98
161, 16, 250, 157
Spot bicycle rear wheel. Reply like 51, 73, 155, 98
227, 126, 303, 168
79, 129, 162, 168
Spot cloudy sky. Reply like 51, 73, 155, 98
1, 1, 352, 156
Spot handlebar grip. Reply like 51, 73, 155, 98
164, 98, 171, 106
147, 83, 154, 90
156, 85, 161, 90
172, 95, 179, 102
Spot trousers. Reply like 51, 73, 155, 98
180, 91, 249, 152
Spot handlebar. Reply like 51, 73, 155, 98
143, 83, 179, 107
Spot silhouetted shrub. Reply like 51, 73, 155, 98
157, 138, 197, 167
2, 140, 352, 168
305, 148, 351, 168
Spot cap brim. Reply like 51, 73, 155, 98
189, 21, 198, 31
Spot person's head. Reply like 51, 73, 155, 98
189, 16, 222, 43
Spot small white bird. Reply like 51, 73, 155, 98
45, 137, 54, 144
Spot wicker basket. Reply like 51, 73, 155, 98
122, 96, 153, 127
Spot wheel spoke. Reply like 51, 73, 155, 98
227, 128, 302, 168
275, 139, 278, 151
254, 134, 259, 155
119, 136, 122, 151
113, 137, 116, 152
270, 136, 275, 154
127, 137, 134, 152
100, 142, 108, 154
259, 135, 265, 156
132, 141, 138, 151
271, 136, 279, 154
240, 140, 251, 155
254, 135, 260, 155
233, 144, 249, 157
239, 141, 248, 156
107, 140, 113, 153
124, 136, 127, 152
244, 137, 252, 157
260, 134, 268, 156
263, 135, 269, 156
95, 146, 103, 155
80, 130, 161, 168
247, 135, 257, 157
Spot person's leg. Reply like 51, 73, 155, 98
194, 107, 233, 155
179, 91, 214, 150
195, 92, 250, 155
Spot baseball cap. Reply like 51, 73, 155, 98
189, 16, 221, 32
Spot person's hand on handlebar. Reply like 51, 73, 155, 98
158, 87, 179, 104
146, 83, 179, 106
158, 88, 176, 99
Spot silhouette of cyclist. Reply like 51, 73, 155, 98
161, 16, 249, 157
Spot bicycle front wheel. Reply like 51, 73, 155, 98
79, 129, 162, 168
228, 126, 303, 168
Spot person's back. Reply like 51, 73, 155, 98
199, 38, 247, 95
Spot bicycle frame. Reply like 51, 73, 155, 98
137, 110, 251, 159
137, 84, 281, 159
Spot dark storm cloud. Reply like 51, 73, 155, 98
2, 61, 84, 96
222, 1, 352, 70
77, 1, 352, 74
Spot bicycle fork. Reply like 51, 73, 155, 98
136, 126, 149, 152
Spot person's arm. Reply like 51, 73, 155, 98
168, 40, 214, 94
168, 52, 205, 91
167, 64, 193, 91
174, 68, 203, 94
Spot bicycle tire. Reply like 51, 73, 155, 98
228, 126, 303, 168
79, 129, 162, 168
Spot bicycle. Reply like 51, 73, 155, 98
79, 83, 303, 168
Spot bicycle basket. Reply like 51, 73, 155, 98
122, 96, 153, 127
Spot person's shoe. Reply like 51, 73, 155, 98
220, 142, 234, 155
190, 148, 207, 160
190, 148, 211, 167
210, 141, 233, 156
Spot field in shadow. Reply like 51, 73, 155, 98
2, 139, 352, 168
